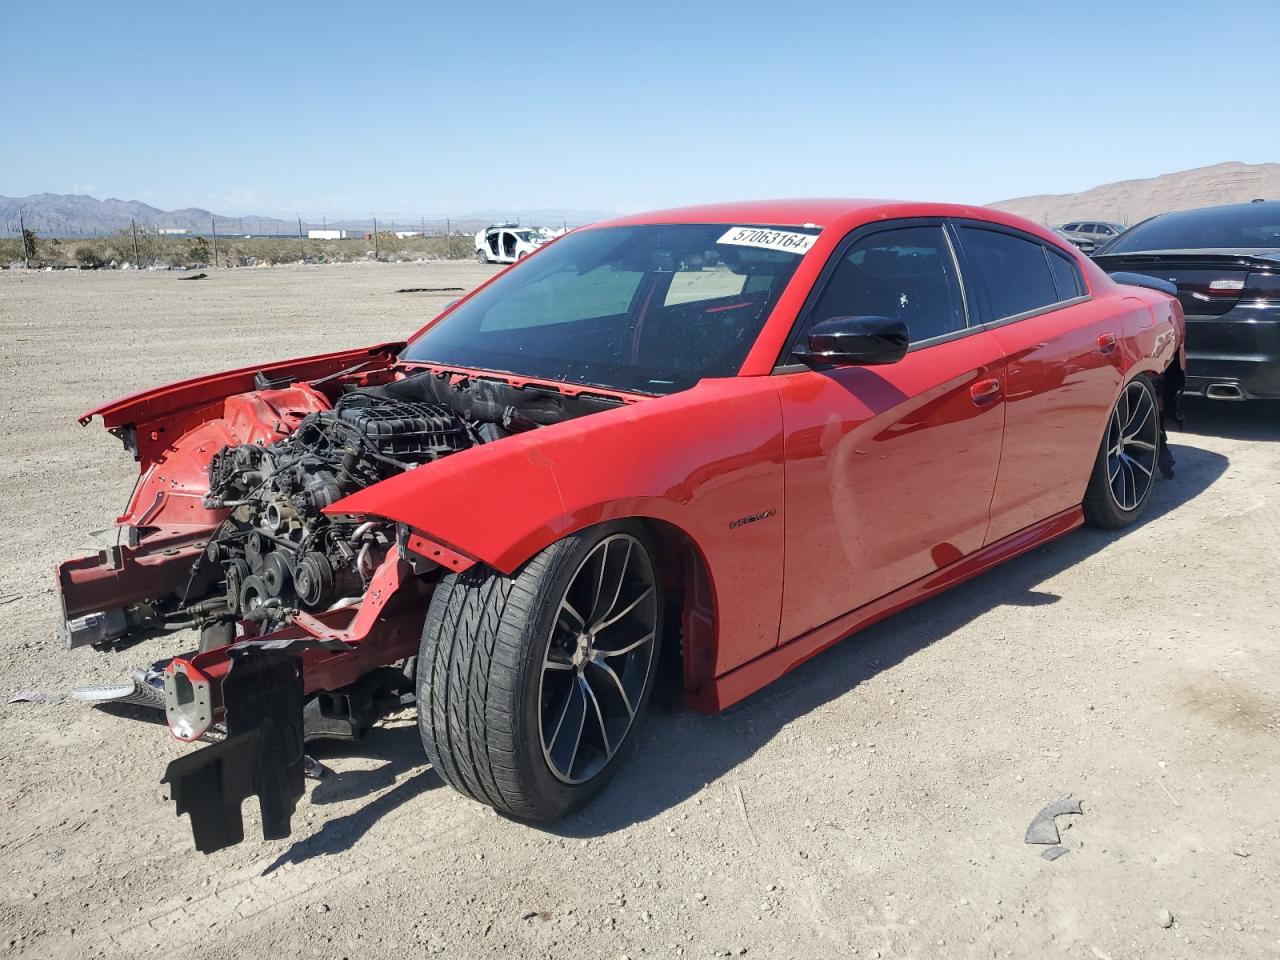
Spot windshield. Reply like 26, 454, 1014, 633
401, 223, 819, 394
1103, 203, 1280, 253
515, 231, 540, 242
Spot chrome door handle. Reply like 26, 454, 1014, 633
970, 378, 1001, 406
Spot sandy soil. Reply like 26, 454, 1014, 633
0, 262, 1277, 960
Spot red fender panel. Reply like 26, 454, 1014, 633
328, 377, 788, 676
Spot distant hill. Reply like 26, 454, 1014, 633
0, 193, 293, 236
990, 161, 1280, 227
0, 193, 615, 237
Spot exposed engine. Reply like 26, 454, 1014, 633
181, 370, 627, 644
194, 390, 473, 636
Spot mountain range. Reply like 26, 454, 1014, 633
4, 162, 1278, 236
989, 161, 1280, 226
0, 194, 614, 237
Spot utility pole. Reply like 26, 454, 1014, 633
211, 216, 219, 267
445, 218, 452, 259
297, 217, 305, 261
373, 217, 378, 260
131, 218, 141, 266
19, 211, 29, 268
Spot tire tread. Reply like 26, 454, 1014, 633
417, 524, 659, 821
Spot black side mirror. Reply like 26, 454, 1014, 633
792, 315, 910, 367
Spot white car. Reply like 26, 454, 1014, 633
474, 224, 548, 264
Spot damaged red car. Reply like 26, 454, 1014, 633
58, 200, 1185, 851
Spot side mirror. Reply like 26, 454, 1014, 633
793, 315, 910, 367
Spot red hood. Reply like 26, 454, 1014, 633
81, 343, 403, 430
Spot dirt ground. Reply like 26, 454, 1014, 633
0, 262, 1277, 960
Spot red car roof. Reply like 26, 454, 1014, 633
596, 198, 1067, 248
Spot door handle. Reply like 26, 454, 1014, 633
970, 378, 1002, 406
1097, 332, 1118, 355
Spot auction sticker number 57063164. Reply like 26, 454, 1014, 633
717, 226, 817, 255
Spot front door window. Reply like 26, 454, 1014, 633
806, 225, 968, 343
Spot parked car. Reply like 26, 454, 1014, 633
1093, 200, 1280, 400
1057, 221, 1128, 254
474, 223, 547, 263
58, 200, 1183, 851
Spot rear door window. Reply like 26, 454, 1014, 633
956, 226, 1061, 321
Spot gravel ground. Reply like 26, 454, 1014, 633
0, 262, 1277, 960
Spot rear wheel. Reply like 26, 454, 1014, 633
417, 522, 662, 820
1083, 376, 1161, 529
475, 247, 489, 263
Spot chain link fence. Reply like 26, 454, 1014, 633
0, 212, 571, 270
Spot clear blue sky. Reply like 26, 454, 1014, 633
3, 0, 1278, 217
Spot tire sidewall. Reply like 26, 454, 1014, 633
1088, 375, 1160, 527
509, 520, 663, 819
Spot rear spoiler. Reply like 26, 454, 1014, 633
1109, 272, 1178, 297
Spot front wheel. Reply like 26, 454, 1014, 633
417, 522, 662, 820
1083, 376, 1161, 529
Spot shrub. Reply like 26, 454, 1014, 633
188, 236, 211, 265
73, 242, 109, 269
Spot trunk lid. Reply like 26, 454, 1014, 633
1094, 251, 1280, 319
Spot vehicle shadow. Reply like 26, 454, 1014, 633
261, 721, 441, 874
544, 439, 1229, 838
1179, 397, 1280, 441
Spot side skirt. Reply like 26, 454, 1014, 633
693, 506, 1083, 713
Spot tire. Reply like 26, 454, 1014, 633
417, 521, 663, 821
475, 247, 489, 263
1083, 375, 1161, 529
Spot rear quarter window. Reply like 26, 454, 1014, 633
1046, 249, 1084, 300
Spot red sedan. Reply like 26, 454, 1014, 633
58, 200, 1184, 850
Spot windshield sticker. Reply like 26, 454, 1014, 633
717, 226, 817, 256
